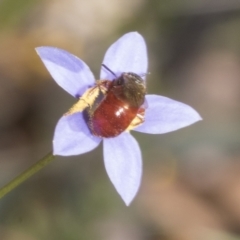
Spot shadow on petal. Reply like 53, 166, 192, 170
135, 94, 202, 134
36, 47, 95, 98
53, 113, 101, 156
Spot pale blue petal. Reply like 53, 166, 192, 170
103, 132, 142, 206
100, 32, 148, 80
36, 47, 95, 98
53, 113, 101, 156
135, 95, 202, 134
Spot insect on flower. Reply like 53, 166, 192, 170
36, 32, 202, 205
67, 64, 147, 138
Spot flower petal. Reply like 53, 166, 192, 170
103, 132, 142, 206
135, 95, 202, 134
36, 47, 95, 98
100, 32, 148, 80
53, 113, 101, 156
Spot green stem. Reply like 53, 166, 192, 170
0, 152, 55, 199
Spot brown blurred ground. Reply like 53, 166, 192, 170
1, 0, 240, 239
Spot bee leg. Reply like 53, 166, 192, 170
64, 86, 100, 116
126, 108, 145, 131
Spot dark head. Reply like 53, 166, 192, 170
111, 72, 146, 108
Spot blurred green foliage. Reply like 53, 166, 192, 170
0, 0, 40, 28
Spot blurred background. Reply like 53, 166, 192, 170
1, 0, 240, 239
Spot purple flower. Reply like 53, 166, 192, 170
36, 32, 201, 205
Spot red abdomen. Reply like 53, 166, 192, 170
88, 91, 139, 138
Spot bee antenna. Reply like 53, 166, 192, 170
140, 72, 150, 78
102, 64, 117, 77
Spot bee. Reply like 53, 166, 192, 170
87, 65, 146, 138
